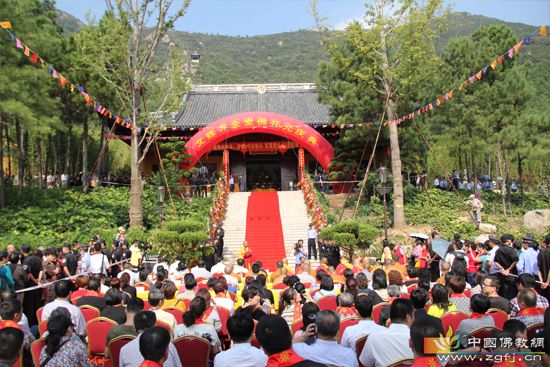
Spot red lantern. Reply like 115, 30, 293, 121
239, 144, 248, 155
278, 144, 288, 155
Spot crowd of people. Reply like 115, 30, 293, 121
0, 230, 550, 367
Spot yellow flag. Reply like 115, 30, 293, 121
491, 60, 498, 70
540, 25, 547, 37
0, 21, 12, 29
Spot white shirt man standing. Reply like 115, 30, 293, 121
213, 313, 267, 367
89, 243, 110, 276
359, 299, 414, 367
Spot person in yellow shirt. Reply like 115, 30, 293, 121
130, 241, 142, 269
427, 284, 457, 318
161, 281, 186, 312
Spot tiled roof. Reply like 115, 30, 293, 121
173, 83, 331, 128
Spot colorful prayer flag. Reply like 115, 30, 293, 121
513, 42, 522, 53
30, 53, 38, 64
508, 48, 514, 58
23, 45, 30, 56
0, 21, 12, 29
497, 55, 505, 64
482, 66, 489, 74
7, 31, 15, 41
59, 76, 68, 87
15, 38, 22, 49
469, 76, 476, 83
491, 60, 498, 69
476, 70, 482, 80
540, 25, 547, 37
52, 69, 58, 78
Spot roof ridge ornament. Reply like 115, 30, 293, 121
257, 84, 267, 94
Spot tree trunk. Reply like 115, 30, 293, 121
517, 152, 524, 206
503, 149, 511, 204
129, 128, 143, 227
377, 0, 405, 229
458, 146, 463, 178
82, 117, 89, 186
44, 135, 51, 188
5, 124, 11, 177
15, 120, 24, 194
98, 122, 106, 179
0, 121, 4, 208
36, 138, 43, 189
65, 126, 71, 175
464, 153, 470, 182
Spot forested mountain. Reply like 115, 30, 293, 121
56, 11, 549, 86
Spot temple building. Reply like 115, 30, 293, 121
140, 83, 344, 191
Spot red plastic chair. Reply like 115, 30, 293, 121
36, 307, 44, 323
291, 318, 304, 335
142, 300, 151, 310
212, 273, 224, 278
79, 305, 101, 323
163, 307, 184, 324
215, 306, 230, 338
107, 334, 135, 367
38, 320, 48, 337
134, 282, 151, 291
487, 308, 508, 329
302, 282, 312, 289
173, 335, 211, 367
317, 296, 337, 311
356, 335, 368, 367
372, 303, 390, 324
387, 359, 414, 367
338, 317, 360, 342
30, 338, 46, 367
468, 327, 500, 350
406, 284, 417, 294
441, 311, 468, 335
273, 283, 287, 290
86, 317, 117, 365
11, 355, 22, 367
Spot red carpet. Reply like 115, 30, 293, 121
245, 192, 286, 271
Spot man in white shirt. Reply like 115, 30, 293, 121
341, 294, 385, 351
214, 313, 268, 367
297, 263, 316, 285
120, 310, 182, 367
307, 224, 318, 260
486, 236, 500, 274
359, 298, 414, 367
41, 280, 86, 337
191, 259, 211, 279
233, 259, 248, 278
212, 280, 235, 316
293, 310, 359, 367
89, 243, 110, 276
223, 265, 239, 289
148, 289, 177, 333
211, 258, 226, 275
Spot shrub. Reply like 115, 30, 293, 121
320, 220, 380, 259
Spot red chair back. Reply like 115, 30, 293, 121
142, 300, 151, 310
163, 307, 184, 324
526, 322, 544, 342
406, 284, 417, 294
79, 305, 101, 323
31, 338, 46, 367
38, 320, 48, 337
87, 317, 118, 356
36, 307, 44, 323
468, 327, 500, 349
182, 299, 192, 310
108, 335, 135, 367
356, 335, 368, 367
441, 311, 468, 335
464, 289, 471, 297
309, 289, 320, 298
302, 282, 312, 288
215, 306, 230, 337
173, 335, 210, 367
11, 355, 22, 367
134, 282, 151, 291
372, 303, 389, 324
273, 283, 287, 290
487, 309, 508, 329
291, 318, 304, 335
317, 296, 337, 311
338, 317, 360, 342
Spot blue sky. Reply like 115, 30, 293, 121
56, 0, 549, 36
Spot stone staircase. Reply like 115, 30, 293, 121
222, 192, 250, 265
222, 190, 319, 269
277, 191, 319, 269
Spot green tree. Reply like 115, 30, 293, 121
312, 0, 446, 228
75, 1, 191, 227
